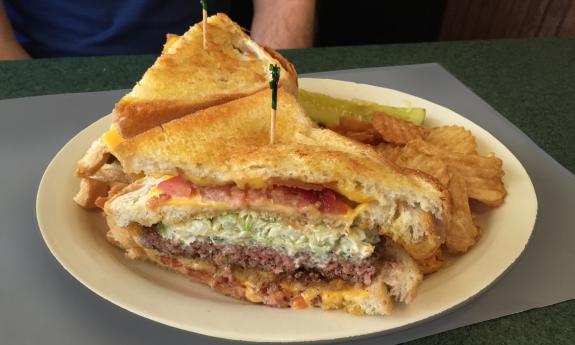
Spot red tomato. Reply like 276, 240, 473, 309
157, 175, 194, 197
319, 189, 351, 215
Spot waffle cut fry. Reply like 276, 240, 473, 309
426, 126, 477, 155
445, 170, 480, 253
416, 249, 445, 275
394, 142, 451, 186
404, 139, 506, 207
375, 143, 404, 163
332, 117, 382, 145
382, 138, 495, 260
330, 104, 507, 274
372, 111, 429, 145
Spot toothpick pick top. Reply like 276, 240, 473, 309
269, 64, 280, 145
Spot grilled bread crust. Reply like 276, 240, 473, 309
113, 13, 298, 138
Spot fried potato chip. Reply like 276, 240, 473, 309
73, 178, 110, 209
405, 139, 506, 207
372, 111, 429, 145
427, 126, 477, 155
445, 170, 479, 253
375, 143, 404, 163
345, 129, 382, 145
446, 155, 506, 207
394, 143, 451, 186
372, 121, 506, 264
330, 117, 382, 145
338, 116, 374, 132
469, 199, 492, 216
416, 249, 444, 275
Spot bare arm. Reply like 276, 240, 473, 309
251, 0, 315, 49
0, 1, 30, 60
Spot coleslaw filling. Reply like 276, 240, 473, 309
157, 211, 379, 261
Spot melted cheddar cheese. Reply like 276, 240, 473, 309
101, 126, 124, 150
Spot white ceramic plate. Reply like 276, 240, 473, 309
36, 78, 537, 342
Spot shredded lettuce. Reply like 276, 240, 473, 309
159, 212, 378, 259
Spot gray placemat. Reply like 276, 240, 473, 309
0, 63, 573, 345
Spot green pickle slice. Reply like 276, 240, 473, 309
298, 89, 426, 127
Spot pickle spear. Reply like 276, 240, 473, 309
298, 89, 426, 127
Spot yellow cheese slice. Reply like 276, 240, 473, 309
101, 126, 124, 150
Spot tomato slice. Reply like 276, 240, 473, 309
157, 175, 194, 197
156, 176, 350, 215
270, 186, 318, 209
319, 189, 351, 215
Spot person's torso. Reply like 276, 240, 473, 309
5, 0, 231, 57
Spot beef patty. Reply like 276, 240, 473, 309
141, 227, 379, 285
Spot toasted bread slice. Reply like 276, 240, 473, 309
113, 13, 298, 138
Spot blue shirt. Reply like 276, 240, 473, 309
5, 0, 231, 57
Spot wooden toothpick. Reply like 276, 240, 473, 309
269, 64, 280, 145
201, 0, 208, 49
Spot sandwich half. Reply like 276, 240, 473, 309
92, 89, 448, 315
113, 13, 298, 138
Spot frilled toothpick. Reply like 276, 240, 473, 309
269, 64, 280, 144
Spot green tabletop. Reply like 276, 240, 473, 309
1, 38, 574, 344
